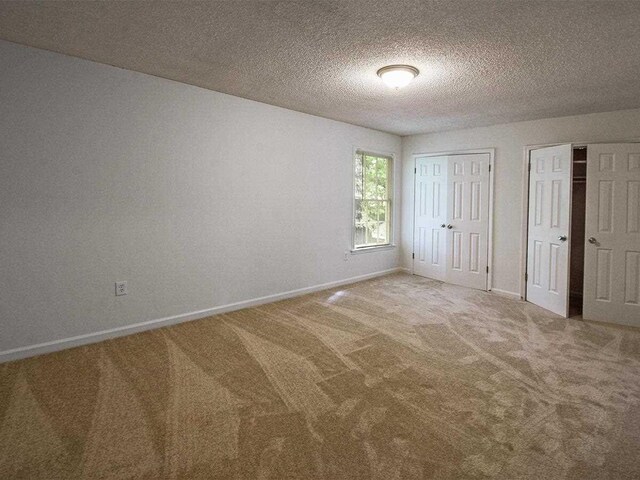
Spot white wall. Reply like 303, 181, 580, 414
401, 108, 640, 294
0, 41, 401, 357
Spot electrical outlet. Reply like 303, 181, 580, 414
115, 281, 128, 296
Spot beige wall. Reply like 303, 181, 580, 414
401, 109, 640, 294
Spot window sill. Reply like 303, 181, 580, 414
350, 244, 396, 255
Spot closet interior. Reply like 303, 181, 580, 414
569, 147, 586, 317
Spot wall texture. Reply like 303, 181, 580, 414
0, 41, 401, 357
401, 108, 640, 294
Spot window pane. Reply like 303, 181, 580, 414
385, 201, 390, 243
366, 223, 374, 245
354, 153, 363, 199
364, 155, 375, 200
355, 224, 366, 246
375, 157, 387, 200
354, 199, 389, 247
361, 155, 388, 200
354, 199, 363, 223
377, 200, 386, 244
362, 199, 375, 246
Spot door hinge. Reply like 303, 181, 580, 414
412, 253, 415, 259
486, 266, 489, 273
414, 167, 417, 174
525, 272, 528, 281
488, 164, 491, 172
528, 162, 531, 172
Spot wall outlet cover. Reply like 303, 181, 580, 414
115, 281, 128, 296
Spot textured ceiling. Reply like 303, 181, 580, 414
1, 1, 640, 136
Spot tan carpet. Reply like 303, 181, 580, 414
1, 273, 639, 479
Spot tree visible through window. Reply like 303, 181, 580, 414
354, 151, 392, 248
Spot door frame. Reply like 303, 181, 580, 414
411, 148, 495, 291
519, 139, 640, 301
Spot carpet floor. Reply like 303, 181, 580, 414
1, 273, 639, 479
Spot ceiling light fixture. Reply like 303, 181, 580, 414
377, 65, 419, 89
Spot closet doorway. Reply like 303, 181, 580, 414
569, 147, 586, 316
412, 150, 494, 291
524, 143, 640, 326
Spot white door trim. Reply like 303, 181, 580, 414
519, 138, 640, 301
411, 148, 495, 290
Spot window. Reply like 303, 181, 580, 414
354, 150, 393, 249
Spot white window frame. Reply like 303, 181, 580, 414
352, 149, 394, 252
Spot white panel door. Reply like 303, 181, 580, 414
445, 153, 490, 290
413, 156, 448, 281
526, 144, 573, 317
584, 144, 640, 326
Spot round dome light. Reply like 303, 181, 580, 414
377, 65, 419, 89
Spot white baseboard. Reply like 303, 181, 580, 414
490, 288, 521, 298
0, 267, 402, 363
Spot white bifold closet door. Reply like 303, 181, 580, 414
583, 144, 640, 326
413, 153, 490, 290
526, 144, 573, 317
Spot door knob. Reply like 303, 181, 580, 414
558, 235, 567, 242
447, 224, 453, 229
588, 237, 597, 244
440, 224, 446, 228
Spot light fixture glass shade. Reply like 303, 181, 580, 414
377, 65, 419, 89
